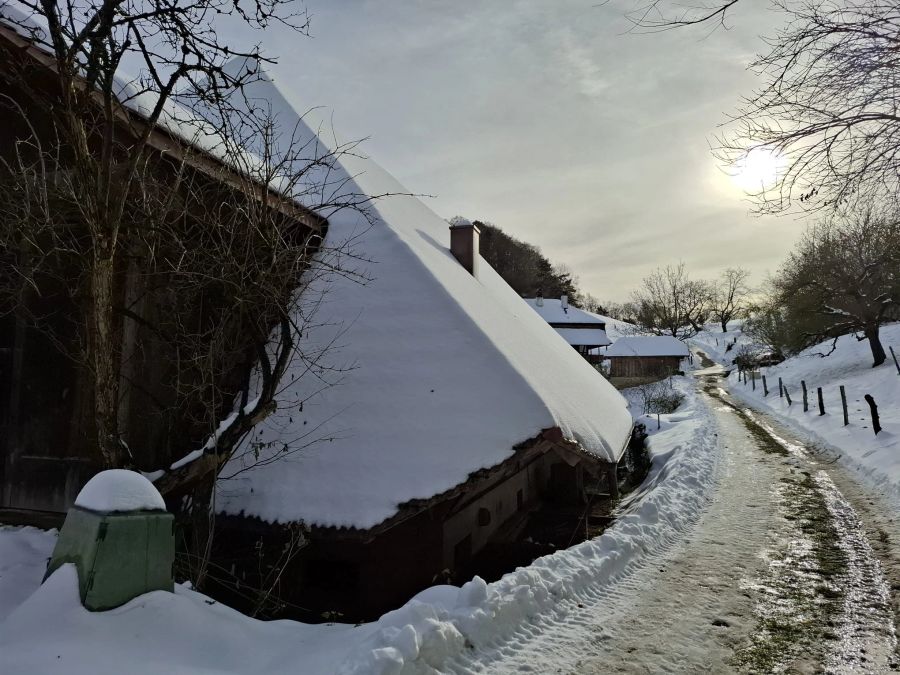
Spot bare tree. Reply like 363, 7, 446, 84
743, 294, 795, 358
0, 3, 388, 491
717, 1, 900, 214
627, 0, 742, 31
773, 209, 900, 367
632, 263, 712, 339
0, 0, 314, 468
710, 267, 751, 332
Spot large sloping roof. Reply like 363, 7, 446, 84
182, 72, 635, 531
606, 336, 690, 358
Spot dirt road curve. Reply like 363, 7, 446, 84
469, 377, 900, 674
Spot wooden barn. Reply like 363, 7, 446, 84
209, 76, 636, 621
0, 17, 637, 624
606, 336, 690, 380
0, 20, 322, 520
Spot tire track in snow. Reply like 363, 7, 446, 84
455, 381, 897, 674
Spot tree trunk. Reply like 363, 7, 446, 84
865, 323, 887, 367
721, 318, 729, 333
90, 252, 121, 467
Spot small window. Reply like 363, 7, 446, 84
477, 507, 491, 526
516, 489, 524, 511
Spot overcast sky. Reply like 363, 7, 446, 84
252, 1, 806, 302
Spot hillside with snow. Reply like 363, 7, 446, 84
697, 321, 900, 508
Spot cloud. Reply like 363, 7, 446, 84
227, 0, 804, 300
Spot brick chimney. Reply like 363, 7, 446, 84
449, 220, 480, 276
561, 294, 568, 312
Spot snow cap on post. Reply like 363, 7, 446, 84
449, 216, 480, 277
74, 469, 166, 513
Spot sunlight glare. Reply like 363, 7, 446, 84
730, 147, 784, 193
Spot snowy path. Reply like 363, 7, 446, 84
459, 378, 899, 674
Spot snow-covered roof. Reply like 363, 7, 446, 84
606, 336, 690, 358
554, 328, 611, 348
524, 298, 606, 325
215, 75, 633, 530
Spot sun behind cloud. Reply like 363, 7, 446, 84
730, 146, 785, 193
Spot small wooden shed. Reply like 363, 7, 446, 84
606, 336, 689, 378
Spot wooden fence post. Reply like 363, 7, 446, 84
763, 375, 769, 397
785, 387, 793, 406
864, 394, 881, 435
817, 387, 825, 416
779, 377, 784, 398
752, 372, 756, 391
840, 385, 849, 426
890, 346, 900, 375
801, 380, 808, 412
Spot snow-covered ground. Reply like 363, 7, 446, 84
0, 377, 720, 674
717, 322, 900, 512
689, 320, 755, 366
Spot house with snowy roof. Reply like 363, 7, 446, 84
606, 336, 690, 380
204, 73, 635, 620
0, 12, 636, 622
524, 295, 611, 363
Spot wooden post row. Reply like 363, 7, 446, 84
762, 375, 768, 397
817, 387, 825, 416
801, 381, 808, 413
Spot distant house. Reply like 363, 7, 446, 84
525, 296, 611, 363
212, 76, 636, 622
606, 336, 690, 380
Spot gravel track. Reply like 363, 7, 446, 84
461, 378, 898, 674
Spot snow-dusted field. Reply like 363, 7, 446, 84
0, 378, 720, 675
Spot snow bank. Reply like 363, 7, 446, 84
726, 322, 900, 509
0, 526, 57, 623
337, 377, 720, 674
74, 470, 166, 513
689, 321, 753, 366
0, 377, 719, 674
0, 562, 373, 675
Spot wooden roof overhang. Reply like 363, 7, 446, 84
0, 21, 325, 232
549, 321, 607, 330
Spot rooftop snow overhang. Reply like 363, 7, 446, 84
226, 422, 635, 541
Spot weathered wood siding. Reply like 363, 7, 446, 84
608, 355, 683, 378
